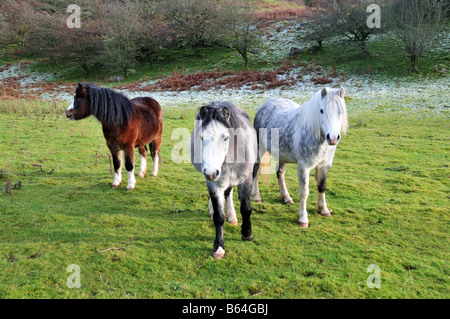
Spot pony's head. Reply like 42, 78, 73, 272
196, 102, 238, 182
65, 83, 91, 120
65, 83, 135, 126
317, 87, 348, 146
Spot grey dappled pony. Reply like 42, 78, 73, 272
252, 87, 348, 228
191, 101, 257, 259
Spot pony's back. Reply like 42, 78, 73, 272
254, 98, 300, 132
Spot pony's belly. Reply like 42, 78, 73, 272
278, 151, 297, 164
134, 134, 156, 148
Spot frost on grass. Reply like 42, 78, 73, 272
0, 20, 448, 116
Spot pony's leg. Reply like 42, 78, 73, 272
138, 146, 148, 178
225, 187, 237, 226
208, 198, 214, 219
251, 161, 262, 202
150, 136, 162, 177
315, 165, 332, 216
251, 136, 266, 203
297, 166, 311, 228
209, 188, 237, 225
108, 145, 122, 189
238, 178, 253, 241
208, 187, 226, 259
277, 162, 294, 204
124, 146, 136, 191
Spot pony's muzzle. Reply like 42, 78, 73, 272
65, 110, 73, 119
202, 168, 220, 181
326, 133, 341, 146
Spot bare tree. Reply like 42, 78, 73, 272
103, 0, 145, 78
0, 0, 38, 48
330, 0, 382, 53
163, 0, 220, 54
138, 2, 168, 66
389, 0, 449, 72
24, 0, 106, 73
218, 0, 260, 68
302, 0, 386, 54
300, 2, 338, 50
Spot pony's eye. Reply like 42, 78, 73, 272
320, 109, 324, 114
224, 136, 229, 141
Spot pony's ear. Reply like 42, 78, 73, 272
321, 88, 327, 98
339, 87, 345, 98
222, 107, 230, 121
76, 83, 85, 94
198, 106, 208, 119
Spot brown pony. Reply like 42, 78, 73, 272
65, 83, 163, 190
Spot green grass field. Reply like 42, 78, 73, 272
0, 100, 448, 299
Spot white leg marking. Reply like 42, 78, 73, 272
127, 169, 136, 190
251, 168, 261, 202
138, 154, 147, 178
112, 153, 122, 188
277, 165, 294, 204
226, 188, 238, 226
298, 194, 309, 226
151, 151, 159, 176
298, 168, 310, 227
318, 192, 332, 216
213, 246, 225, 260
112, 167, 122, 188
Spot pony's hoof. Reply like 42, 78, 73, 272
299, 222, 309, 228
281, 196, 294, 204
241, 233, 253, 241
320, 209, 333, 217
151, 170, 158, 177
212, 247, 225, 259
112, 184, 120, 189
127, 185, 135, 191
252, 196, 261, 203
138, 171, 146, 178
228, 219, 238, 226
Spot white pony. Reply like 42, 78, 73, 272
252, 87, 348, 227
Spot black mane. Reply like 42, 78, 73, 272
196, 101, 250, 129
83, 83, 135, 126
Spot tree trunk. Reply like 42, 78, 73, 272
243, 53, 249, 68
357, 39, 368, 54
411, 55, 419, 73
236, 47, 249, 68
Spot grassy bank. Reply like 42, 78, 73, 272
0, 100, 448, 298
295, 32, 450, 78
